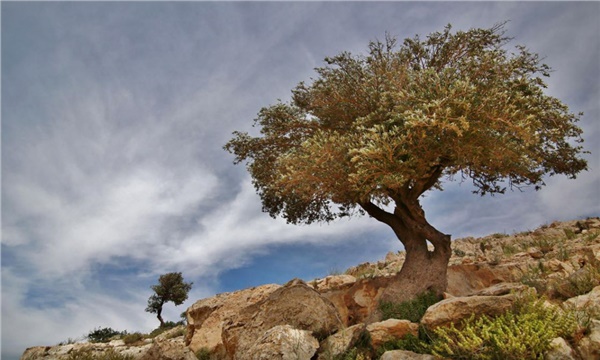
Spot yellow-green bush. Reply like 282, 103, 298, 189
430, 295, 577, 360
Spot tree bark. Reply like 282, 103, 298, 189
156, 304, 165, 327
359, 199, 452, 303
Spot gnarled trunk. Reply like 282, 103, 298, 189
360, 199, 452, 303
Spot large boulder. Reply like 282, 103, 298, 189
185, 283, 281, 356
246, 325, 319, 360
320, 275, 398, 325
222, 279, 343, 359
366, 319, 419, 348
317, 324, 366, 359
420, 293, 518, 330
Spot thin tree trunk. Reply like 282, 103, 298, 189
157, 306, 165, 327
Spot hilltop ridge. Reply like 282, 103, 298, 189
21, 217, 600, 360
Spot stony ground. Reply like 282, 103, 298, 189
21, 217, 600, 360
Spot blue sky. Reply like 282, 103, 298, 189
2, 2, 599, 359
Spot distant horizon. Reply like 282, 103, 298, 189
2, 2, 599, 359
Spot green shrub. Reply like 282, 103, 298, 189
563, 228, 576, 240
195, 348, 211, 360
584, 231, 599, 244
86, 327, 125, 343
453, 248, 466, 257
122, 332, 144, 344
66, 349, 135, 360
376, 326, 433, 356
553, 264, 600, 300
430, 295, 577, 360
379, 291, 441, 322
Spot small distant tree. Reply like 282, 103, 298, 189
145, 272, 193, 327
225, 23, 588, 301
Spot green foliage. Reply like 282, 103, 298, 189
500, 243, 517, 256
225, 22, 587, 226
379, 291, 441, 322
563, 228, 576, 240
553, 264, 600, 300
146, 272, 193, 326
453, 248, 466, 257
65, 349, 134, 360
195, 348, 211, 360
86, 327, 126, 343
376, 326, 433, 356
430, 295, 577, 359
519, 262, 549, 295
147, 321, 185, 338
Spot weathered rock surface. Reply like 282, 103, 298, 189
379, 350, 437, 360
20, 218, 600, 360
366, 319, 419, 348
317, 324, 366, 359
139, 338, 196, 360
544, 337, 577, 360
222, 279, 343, 359
185, 283, 281, 356
420, 293, 519, 329
246, 325, 319, 360
577, 319, 600, 360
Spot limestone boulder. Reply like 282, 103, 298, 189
577, 319, 600, 360
564, 285, 600, 310
320, 275, 393, 325
310, 274, 357, 292
185, 283, 281, 356
544, 337, 576, 360
446, 263, 519, 296
139, 338, 196, 360
421, 293, 517, 330
379, 350, 436, 360
472, 282, 533, 296
317, 324, 366, 359
246, 325, 319, 360
222, 279, 343, 359
366, 319, 419, 348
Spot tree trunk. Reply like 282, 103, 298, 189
157, 307, 165, 328
360, 200, 452, 303
380, 230, 451, 303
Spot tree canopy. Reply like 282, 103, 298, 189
225, 23, 587, 227
146, 272, 193, 327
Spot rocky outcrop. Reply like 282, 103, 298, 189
139, 338, 196, 360
20, 218, 600, 360
185, 283, 281, 356
246, 325, 319, 360
221, 279, 343, 359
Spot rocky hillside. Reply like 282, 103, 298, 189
21, 218, 600, 360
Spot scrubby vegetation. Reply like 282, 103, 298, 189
379, 290, 441, 322
87, 327, 127, 343
65, 349, 134, 360
429, 294, 579, 359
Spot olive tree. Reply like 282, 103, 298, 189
225, 23, 587, 300
146, 272, 193, 327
